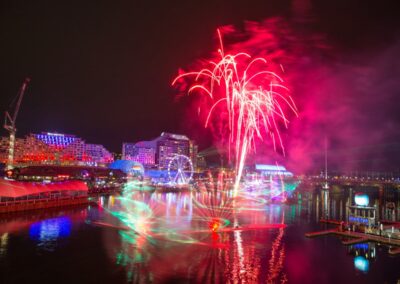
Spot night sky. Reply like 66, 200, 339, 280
1, 0, 399, 171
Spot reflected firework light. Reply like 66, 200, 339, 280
267, 210, 286, 282
209, 219, 220, 232
101, 189, 275, 248
96, 187, 159, 248
173, 29, 297, 194
192, 191, 233, 232
96, 189, 293, 282
267, 227, 287, 282
123, 180, 155, 192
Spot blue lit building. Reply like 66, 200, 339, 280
109, 160, 145, 176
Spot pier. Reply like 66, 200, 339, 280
389, 247, 400, 255
306, 228, 400, 254
305, 229, 338, 237
319, 219, 342, 225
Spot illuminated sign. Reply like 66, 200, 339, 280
349, 216, 369, 224
355, 194, 369, 206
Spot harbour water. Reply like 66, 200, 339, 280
0, 185, 399, 283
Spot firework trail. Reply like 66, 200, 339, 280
173, 29, 297, 193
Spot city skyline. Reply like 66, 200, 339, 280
1, 0, 399, 172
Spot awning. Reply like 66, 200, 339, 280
0, 179, 88, 198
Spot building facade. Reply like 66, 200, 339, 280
156, 133, 191, 169
122, 140, 156, 167
0, 132, 113, 167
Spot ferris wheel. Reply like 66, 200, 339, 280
167, 154, 194, 185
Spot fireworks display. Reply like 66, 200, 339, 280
173, 30, 298, 192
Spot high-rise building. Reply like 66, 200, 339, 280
156, 133, 190, 169
84, 144, 114, 164
189, 140, 198, 170
122, 140, 156, 167
0, 136, 25, 165
122, 132, 198, 170
0, 132, 113, 167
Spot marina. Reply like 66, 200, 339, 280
1, 0, 399, 282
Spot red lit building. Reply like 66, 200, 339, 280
0, 132, 113, 167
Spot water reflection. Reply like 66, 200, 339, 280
0, 233, 8, 258
354, 256, 370, 272
0, 206, 87, 256
348, 243, 375, 273
93, 183, 400, 282
29, 217, 72, 251
97, 189, 289, 283
0, 183, 399, 283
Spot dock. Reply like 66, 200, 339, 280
341, 237, 368, 245
389, 247, 400, 255
320, 219, 342, 225
305, 229, 337, 238
306, 228, 400, 251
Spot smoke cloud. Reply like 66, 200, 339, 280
177, 14, 400, 174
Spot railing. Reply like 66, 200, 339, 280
0, 195, 87, 207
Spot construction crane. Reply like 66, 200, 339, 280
4, 77, 30, 170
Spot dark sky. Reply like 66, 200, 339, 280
1, 0, 399, 166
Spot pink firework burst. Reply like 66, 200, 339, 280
172, 29, 298, 191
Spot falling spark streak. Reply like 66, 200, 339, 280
173, 29, 298, 194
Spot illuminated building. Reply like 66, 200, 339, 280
122, 141, 156, 167
347, 193, 376, 226
196, 155, 207, 169
254, 164, 293, 177
189, 140, 198, 170
84, 143, 114, 165
0, 132, 113, 167
156, 132, 191, 169
0, 136, 26, 165
109, 160, 145, 176
245, 164, 293, 184
122, 143, 135, 160
122, 132, 198, 170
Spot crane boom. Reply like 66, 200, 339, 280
4, 77, 30, 131
4, 77, 30, 170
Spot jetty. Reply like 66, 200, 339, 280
306, 228, 400, 255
